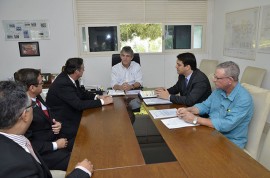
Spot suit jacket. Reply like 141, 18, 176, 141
0, 135, 89, 178
46, 72, 102, 139
25, 95, 71, 170
168, 69, 211, 106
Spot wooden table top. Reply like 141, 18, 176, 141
67, 97, 145, 174
143, 102, 270, 178
67, 96, 270, 177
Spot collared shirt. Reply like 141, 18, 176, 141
194, 83, 254, 148
185, 72, 192, 85
31, 97, 58, 150
0, 132, 31, 153
111, 61, 143, 88
0, 132, 92, 177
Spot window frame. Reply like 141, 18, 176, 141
78, 23, 206, 56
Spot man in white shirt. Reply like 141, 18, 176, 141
111, 46, 143, 91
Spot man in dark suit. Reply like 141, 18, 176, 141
155, 52, 211, 106
0, 81, 93, 178
14, 68, 74, 171
46, 57, 113, 139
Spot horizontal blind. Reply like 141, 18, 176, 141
76, 0, 208, 24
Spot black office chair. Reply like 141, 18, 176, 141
112, 53, 140, 66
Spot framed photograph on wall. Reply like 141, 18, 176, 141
18, 41, 40, 57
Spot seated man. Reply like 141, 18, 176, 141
111, 46, 143, 91
46, 57, 113, 139
177, 61, 254, 148
0, 81, 93, 178
156, 52, 211, 106
14, 68, 72, 171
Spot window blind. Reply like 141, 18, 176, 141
75, 0, 208, 24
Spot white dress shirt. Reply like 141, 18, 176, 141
111, 61, 143, 88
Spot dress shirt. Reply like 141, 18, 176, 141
0, 132, 41, 163
111, 61, 143, 88
31, 97, 57, 151
194, 83, 254, 148
0, 132, 91, 177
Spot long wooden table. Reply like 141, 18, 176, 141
67, 96, 270, 177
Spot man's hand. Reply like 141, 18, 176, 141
76, 159, 94, 174
103, 95, 113, 105
56, 138, 68, 149
52, 119, 61, 134
177, 108, 195, 123
155, 88, 170, 100
122, 82, 132, 91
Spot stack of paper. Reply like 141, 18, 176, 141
143, 98, 172, 105
107, 90, 125, 96
139, 90, 157, 98
149, 108, 177, 119
161, 117, 195, 129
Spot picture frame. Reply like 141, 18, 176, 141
18, 41, 40, 57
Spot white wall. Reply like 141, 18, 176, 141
0, 0, 211, 89
0, 0, 77, 80
212, 0, 270, 90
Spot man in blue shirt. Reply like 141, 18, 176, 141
177, 61, 253, 148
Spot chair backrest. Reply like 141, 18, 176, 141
199, 59, 219, 77
259, 127, 270, 170
207, 73, 216, 91
240, 66, 267, 87
112, 53, 140, 66
242, 83, 270, 160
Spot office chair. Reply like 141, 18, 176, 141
242, 83, 270, 160
199, 59, 219, 77
259, 127, 270, 170
112, 53, 140, 66
240, 66, 267, 87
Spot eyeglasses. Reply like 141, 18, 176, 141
213, 74, 231, 80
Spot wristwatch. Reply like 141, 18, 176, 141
193, 117, 198, 125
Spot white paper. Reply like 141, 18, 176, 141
126, 90, 141, 95
143, 98, 172, 105
149, 108, 177, 119
161, 117, 196, 129
139, 90, 157, 98
107, 90, 125, 96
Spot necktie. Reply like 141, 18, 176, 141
25, 139, 41, 164
36, 98, 50, 119
185, 78, 188, 88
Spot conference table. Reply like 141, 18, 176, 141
67, 96, 270, 177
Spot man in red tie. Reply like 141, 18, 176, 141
0, 81, 93, 178
14, 68, 73, 171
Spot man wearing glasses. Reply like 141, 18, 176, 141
14, 68, 72, 171
0, 81, 93, 178
177, 61, 254, 149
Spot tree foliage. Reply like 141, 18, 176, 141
120, 24, 162, 42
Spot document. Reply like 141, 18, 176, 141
161, 117, 196, 129
143, 98, 172, 105
126, 90, 141, 95
149, 108, 177, 119
139, 90, 157, 98
107, 90, 125, 96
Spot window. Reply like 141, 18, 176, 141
87, 26, 118, 52
165, 25, 203, 50
80, 24, 204, 54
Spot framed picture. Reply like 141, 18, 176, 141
18, 41, 40, 57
